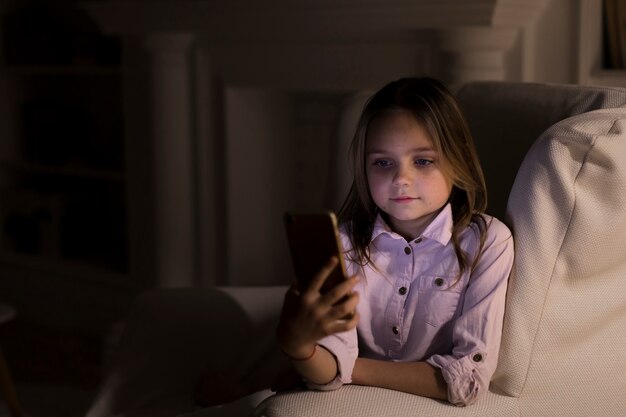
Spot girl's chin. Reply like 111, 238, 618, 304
387, 210, 438, 227
388, 214, 425, 226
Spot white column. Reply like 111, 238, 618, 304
141, 33, 196, 287
437, 27, 519, 87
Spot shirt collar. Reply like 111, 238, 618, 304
371, 203, 453, 246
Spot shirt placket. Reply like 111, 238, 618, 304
386, 241, 415, 358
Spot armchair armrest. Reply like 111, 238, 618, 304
86, 286, 288, 417
254, 385, 518, 417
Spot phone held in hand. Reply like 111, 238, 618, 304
284, 211, 348, 293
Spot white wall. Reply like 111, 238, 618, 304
209, 41, 432, 92
527, 0, 579, 83
225, 88, 296, 286
223, 89, 367, 286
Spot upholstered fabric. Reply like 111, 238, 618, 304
457, 82, 626, 219
254, 385, 518, 417
493, 107, 626, 415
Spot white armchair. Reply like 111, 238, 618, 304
86, 82, 626, 417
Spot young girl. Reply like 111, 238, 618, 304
276, 77, 514, 406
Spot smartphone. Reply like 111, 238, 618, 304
284, 210, 348, 293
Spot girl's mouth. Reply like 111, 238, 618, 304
391, 196, 417, 203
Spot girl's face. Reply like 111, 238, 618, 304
365, 110, 453, 240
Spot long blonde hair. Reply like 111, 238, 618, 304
338, 77, 488, 277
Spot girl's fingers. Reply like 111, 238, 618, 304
306, 257, 339, 293
326, 312, 360, 334
328, 291, 359, 321
321, 274, 360, 306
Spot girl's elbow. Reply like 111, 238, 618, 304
446, 372, 489, 407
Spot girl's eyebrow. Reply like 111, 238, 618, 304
366, 147, 436, 154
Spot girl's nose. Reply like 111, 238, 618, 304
392, 164, 412, 187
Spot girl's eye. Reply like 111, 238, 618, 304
415, 158, 433, 166
373, 160, 392, 168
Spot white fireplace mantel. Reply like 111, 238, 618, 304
83, 0, 548, 40
83, 0, 551, 89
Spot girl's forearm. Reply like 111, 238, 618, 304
351, 358, 448, 401
290, 345, 339, 385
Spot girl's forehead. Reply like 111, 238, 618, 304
365, 110, 434, 150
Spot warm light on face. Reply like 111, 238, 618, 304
365, 110, 452, 240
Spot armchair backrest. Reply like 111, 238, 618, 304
457, 82, 626, 219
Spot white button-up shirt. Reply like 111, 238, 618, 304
312, 204, 514, 406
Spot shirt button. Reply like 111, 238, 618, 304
392, 326, 399, 335
398, 287, 407, 295
404, 247, 411, 255
472, 353, 483, 362
434, 277, 445, 287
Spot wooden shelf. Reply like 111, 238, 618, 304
0, 3, 129, 284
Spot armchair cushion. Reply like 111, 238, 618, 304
492, 106, 626, 415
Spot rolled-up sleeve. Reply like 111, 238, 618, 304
427, 220, 514, 406
306, 327, 358, 391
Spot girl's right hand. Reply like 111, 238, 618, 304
276, 256, 360, 360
